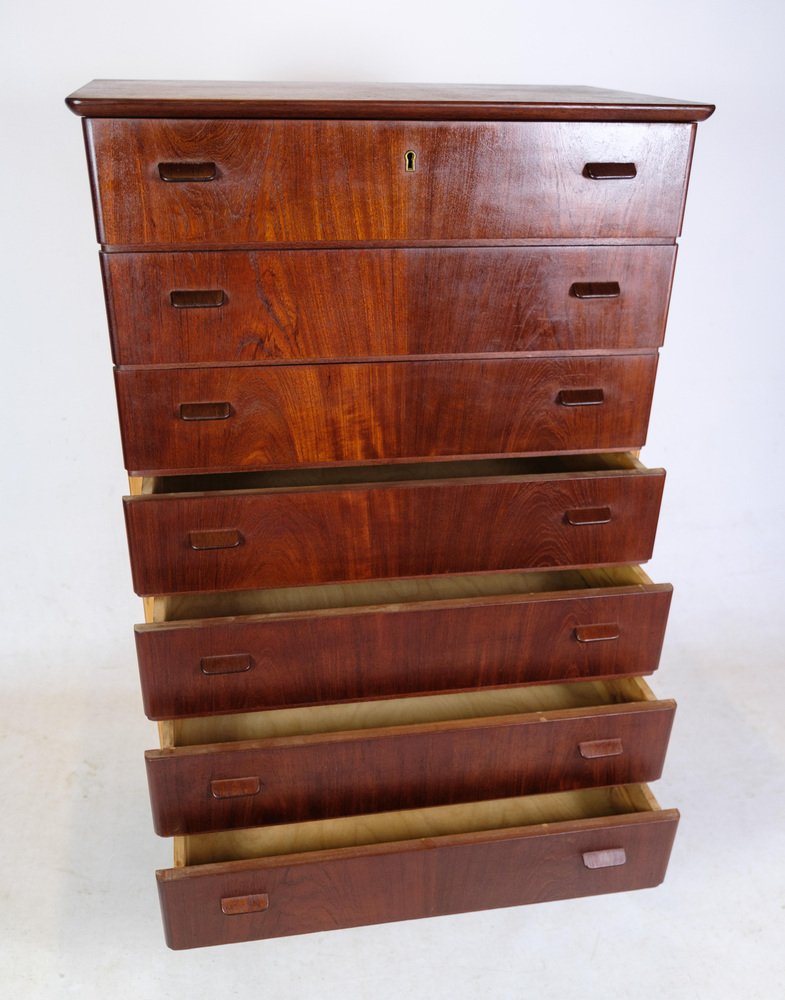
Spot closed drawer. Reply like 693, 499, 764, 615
85, 119, 695, 246
123, 454, 665, 595
146, 677, 674, 835
114, 355, 658, 475
136, 565, 672, 719
157, 783, 678, 948
103, 246, 677, 365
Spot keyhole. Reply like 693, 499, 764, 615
405, 150, 417, 172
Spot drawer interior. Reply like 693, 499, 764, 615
179, 783, 662, 866
140, 451, 646, 497
167, 676, 657, 748
152, 564, 655, 624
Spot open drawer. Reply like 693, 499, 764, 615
157, 783, 679, 949
136, 565, 672, 719
123, 453, 665, 596
146, 677, 674, 836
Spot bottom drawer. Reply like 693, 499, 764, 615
158, 783, 677, 949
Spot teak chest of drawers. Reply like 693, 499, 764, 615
66, 81, 713, 950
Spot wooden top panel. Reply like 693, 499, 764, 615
65, 80, 715, 122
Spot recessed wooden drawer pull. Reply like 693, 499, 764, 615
557, 388, 605, 407
220, 893, 269, 916
200, 653, 253, 675
582, 848, 627, 870
188, 529, 243, 551
179, 402, 232, 421
565, 507, 612, 526
574, 623, 620, 643
570, 282, 621, 300
583, 162, 637, 180
170, 289, 226, 309
210, 777, 261, 799
158, 161, 217, 182
578, 738, 624, 759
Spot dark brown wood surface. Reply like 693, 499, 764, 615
85, 119, 695, 247
123, 464, 665, 595
145, 700, 675, 835
66, 80, 715, 122
156, 807, 679, 948
136, 584, 672, 719
103, 246, 676, 365
114, 355, 658, 474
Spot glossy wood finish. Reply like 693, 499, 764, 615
114, 355, 658, 474
85, 119, 695, 247
145, 686, 675, 835
135, 570, 672, 719
156, 786, 679, 949
123, 459, 665, 595
103, 246, 676, 365
66, 81, 715, 122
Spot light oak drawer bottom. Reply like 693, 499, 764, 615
157, 783, 678, 949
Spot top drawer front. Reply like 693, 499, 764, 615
86, 120, 695, 246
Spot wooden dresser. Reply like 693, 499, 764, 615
66, 81, 713, 950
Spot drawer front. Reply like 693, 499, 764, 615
146, 701, 675, 835
86, 119, 694, 246
157, 809, 678, 948
115, 355, 658, 475
104, 246, 676, 365
136, 585, 672, 719
124, 468, 665, 595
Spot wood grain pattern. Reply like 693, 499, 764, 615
65, 80, 715, 122
114, 355, 658, 474
145, 697, 675, 835
123, 462, 665, 595
103, 246, 676, 365
156, 800, 679, 948
135, 579, 672, 719
85, 119, 695, 246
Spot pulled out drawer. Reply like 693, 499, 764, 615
156, 783, 678, 948
114, 354, 658, 475
103, 245, 676, 365
123, 453, 665, 596
146, 676, 674, 835
136, 565, 671, 719
85, 119, 694, 246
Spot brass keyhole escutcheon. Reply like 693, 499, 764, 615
405, 150, 417, 172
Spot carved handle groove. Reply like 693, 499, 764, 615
158, 161, 217, 182
570, 282, 621, 300
200, 653, 253, 675
220, 893, 269, 915
179, 402, 232, 421
582, 848, 627, 869
574, 623, 620, 643
579, 739, 624, 759
583, 163, 637, 180
170, 289, 226, 309
188, 529, 243, 551
565, 507, 612, 526
557, 388, 605, 407
211, 777, 261, 799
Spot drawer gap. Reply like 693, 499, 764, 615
152, 565, 654, 623
180, 783, 661, 866
144, 452, 644, 497
169, 677, 656, 747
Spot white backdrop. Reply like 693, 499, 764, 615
2, 2, 784, 997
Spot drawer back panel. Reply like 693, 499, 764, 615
85, 119, 695, 246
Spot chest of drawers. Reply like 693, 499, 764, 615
67, 80, 713, 950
